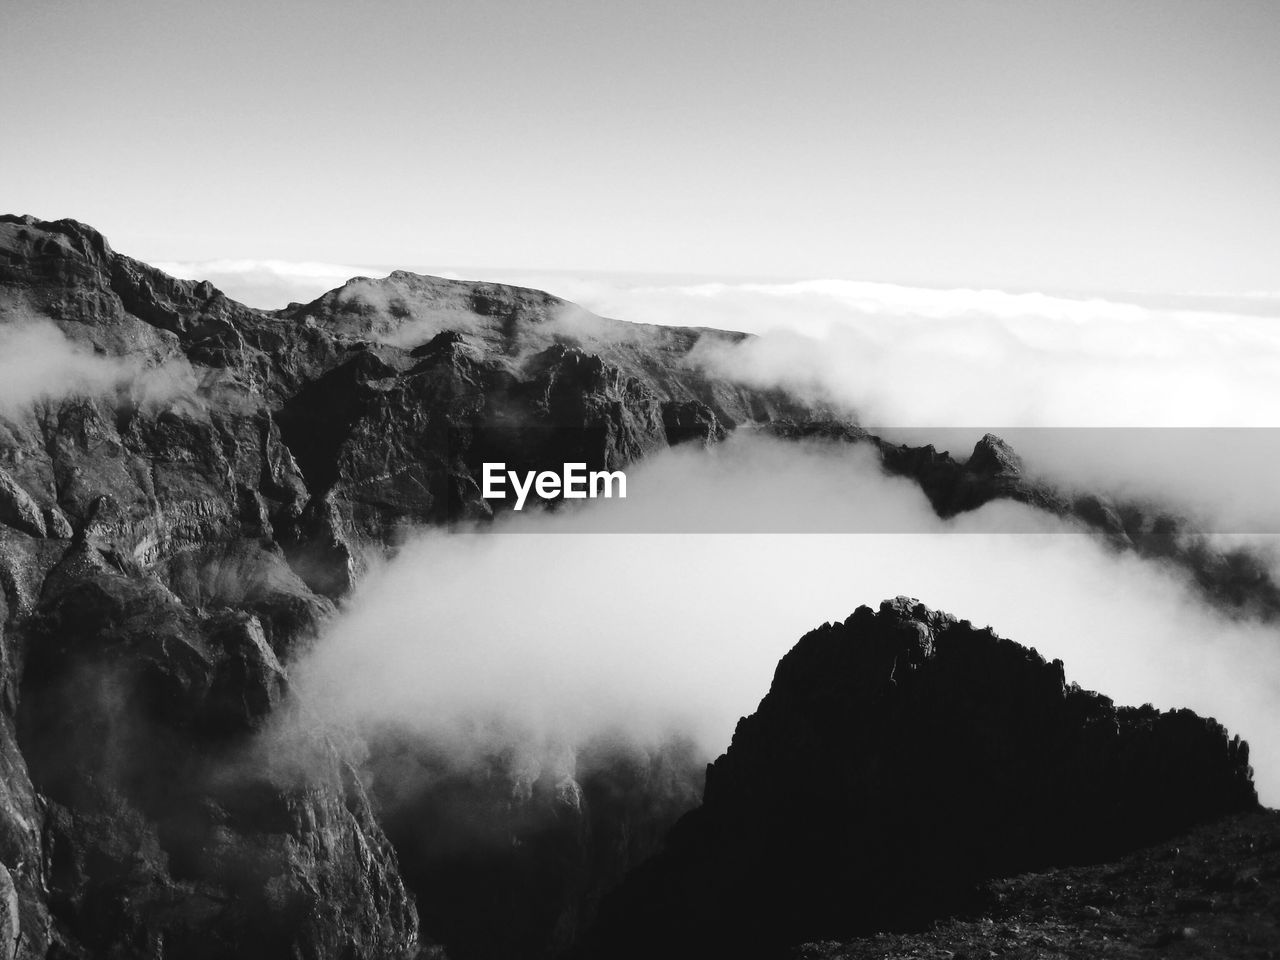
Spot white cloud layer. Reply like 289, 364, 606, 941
291, 436, 1280, 805
556, 277, 1280, 429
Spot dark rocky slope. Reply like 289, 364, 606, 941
0, 214, 1273, 957
368, 733, 704, 960
793, 808, 1280, 959
587, 597, 1258, 959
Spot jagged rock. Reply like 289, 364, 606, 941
160, 540, 334, 659
204, 613, 288, 731
0, 715, 50, 960
41, 505, 73, 540
966, 432, 1024, 476
588, 598, 1258, 959
661, 400, 726, 446
0, 861, 19, 958
0, 469, 44, 539
16, 569, 418, 959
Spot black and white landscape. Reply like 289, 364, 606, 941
3, 2, 1280, 958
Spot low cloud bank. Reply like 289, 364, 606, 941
289, 435, 1280, 805
565, 278, 1280, 429
530, 277, 1280, 534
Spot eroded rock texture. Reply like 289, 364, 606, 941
588, 598, 1258, 959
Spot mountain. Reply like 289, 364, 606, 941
0, 215, 1273, 958
1, 215, 794, 958
586, 597, 1259, 959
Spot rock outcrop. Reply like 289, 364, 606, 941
587, 598, 1258, 959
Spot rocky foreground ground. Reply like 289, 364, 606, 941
796, 809, 1280, 960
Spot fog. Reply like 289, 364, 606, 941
290, 435, 1280, 805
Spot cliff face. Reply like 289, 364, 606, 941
588, 598, 1258, 959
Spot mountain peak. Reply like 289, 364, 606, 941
967, 431, 1024, 476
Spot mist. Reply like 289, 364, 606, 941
288, 434, 1280, 805
0, 320, 199, 416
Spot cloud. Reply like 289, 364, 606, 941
598, 279, 1280, 429
286, 434, 1280, 805
512, 275, 1280, 534
0, 320, 199, 416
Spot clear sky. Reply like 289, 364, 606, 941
3, 0, 1278, 294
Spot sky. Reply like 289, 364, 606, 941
4, 0, 1279, 295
